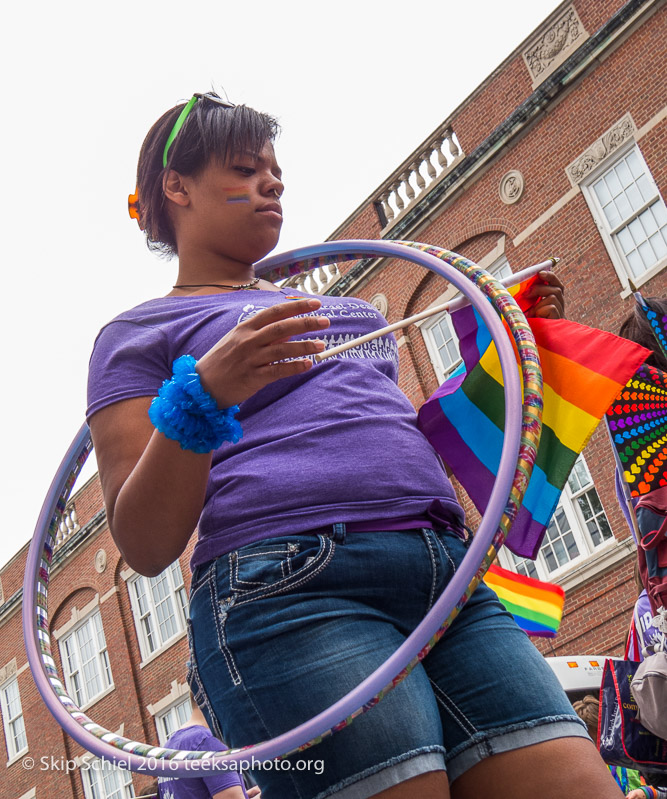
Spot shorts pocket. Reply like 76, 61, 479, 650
224, 534, 335, 602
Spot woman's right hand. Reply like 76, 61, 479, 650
196, 298, 330, 408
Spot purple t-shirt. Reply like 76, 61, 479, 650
158, 725, 245, 799
87, 288, 464, 565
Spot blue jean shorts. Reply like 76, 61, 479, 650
187, 526, 586, 799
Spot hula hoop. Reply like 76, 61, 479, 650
23, 239, 542, 774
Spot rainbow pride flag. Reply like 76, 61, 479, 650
417, 275, 648, 558
484, 563, 564, 637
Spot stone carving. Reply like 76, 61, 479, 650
94, 549, 107, 574
370, 294, 389, 317
523, 5, 588, 85
566, 114, 637, 185
0, 658, 17, 685
499, 170, 525, 205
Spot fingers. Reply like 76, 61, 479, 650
243, 298, 330, 345
524, 270, 565, 319
259, 338, 326, 364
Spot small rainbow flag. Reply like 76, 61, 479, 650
417, 274, 648, 558
484, 563, 564, 637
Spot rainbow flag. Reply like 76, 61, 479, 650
417, 275, 648, 558
484, 563, 564, 637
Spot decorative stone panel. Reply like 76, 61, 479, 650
0, 657, 17, 685
370, 294, 389, 317
499, 170, 525, 204
566, 113, 637, 186
523, 4, 589, 87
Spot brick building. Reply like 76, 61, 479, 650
1, 0, 665, 796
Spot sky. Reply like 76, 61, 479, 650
0, 0, 562, 571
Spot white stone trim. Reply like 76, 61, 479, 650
146, 680, 190, 717
100, 585, 118, 604
566, 113, 637, 187
499, 170, 525, 205
513, 186, 579, 248
138, 630, 187, 669
0, 658, 17, 686
120, 566, 136, 582
16, 789, 36, 799
16, 662, 30, 678
557, 536, 635, 593
577, 138, 667, 293
53, 594, 100, 641
636, 103, 667, 142
78, 683, 116, 714
522, 4, 589, 88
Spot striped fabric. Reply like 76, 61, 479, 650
418, 275, 648, 558
484, 563, 564, 637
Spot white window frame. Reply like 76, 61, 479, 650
422, 256, 513, 382
81, 758, 135, 799
155, 695, 192, 745
581, 142, 667, 291
499, 455, 614, 582
0, 676, 28, 761
59, 609, 113, 709
128, 562, 188, 661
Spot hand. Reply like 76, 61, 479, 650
246, 787, 262, 798
523, 270, 565, 319
196, 298, 330, 408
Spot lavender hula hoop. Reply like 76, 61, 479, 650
23, 240, 542, 774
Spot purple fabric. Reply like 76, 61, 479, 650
157, 725, 245, 798
87, 289, 463, 566
634, 589, 663, 658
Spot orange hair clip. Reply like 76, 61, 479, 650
128, 187, 141, 225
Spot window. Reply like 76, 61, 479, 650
501, 456, 613, 581
59, 610, 113, 707
584, 145, 667, 283
156, 695, 192, 744
423, 256, 513, 382
0, 677, 27, 759
129, 562, 188, 659
81, 759, 134, 799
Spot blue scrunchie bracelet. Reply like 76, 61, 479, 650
148, 355, 243, 454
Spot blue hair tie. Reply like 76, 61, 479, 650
149, 355, 243, 453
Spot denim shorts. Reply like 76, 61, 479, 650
187, 526, 587, 799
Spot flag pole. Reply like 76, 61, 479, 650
605, 418, 641, 545
315, 258, 559, 363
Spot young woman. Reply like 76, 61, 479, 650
87, 92, 622, 799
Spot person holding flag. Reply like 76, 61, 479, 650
86, 91, 638, 799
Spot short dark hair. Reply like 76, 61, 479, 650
618, 297, 667, 373
134, 94, 279, 257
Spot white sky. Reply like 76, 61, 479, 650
0, 0, 561, 571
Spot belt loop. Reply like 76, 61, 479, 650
331, 522, 347, 544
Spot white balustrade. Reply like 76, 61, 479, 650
374, 128, 463, 228
54, 503, 79, 550
282, 262, 341, 295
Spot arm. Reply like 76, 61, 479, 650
90, 298, 328, 576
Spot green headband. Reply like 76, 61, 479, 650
162, 94, 235, 169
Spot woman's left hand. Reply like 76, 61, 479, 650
524, 270, 566, 319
